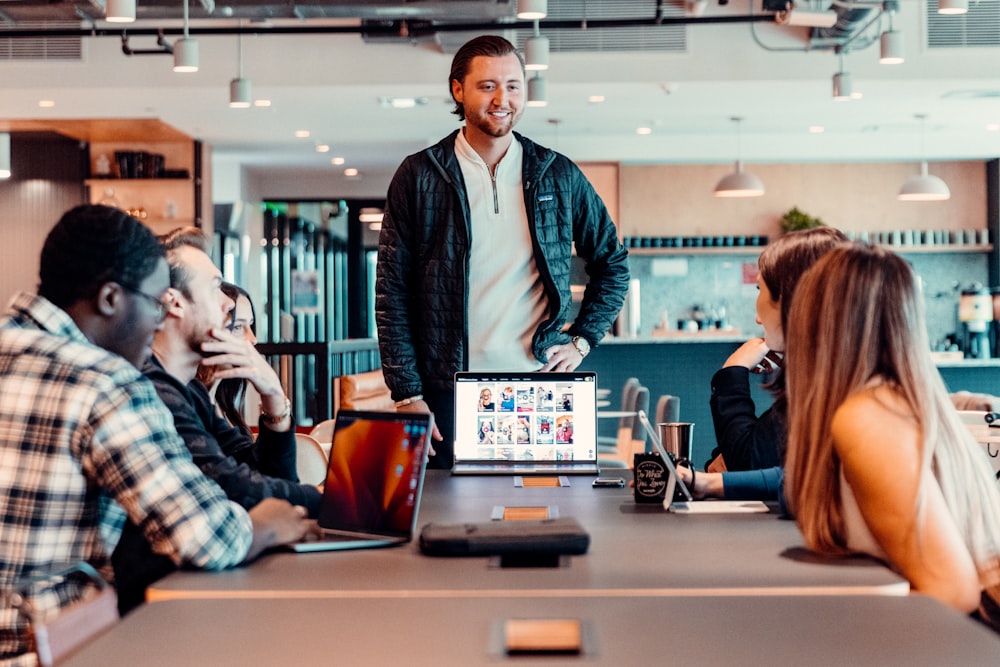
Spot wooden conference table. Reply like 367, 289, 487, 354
148, 471, 906, 601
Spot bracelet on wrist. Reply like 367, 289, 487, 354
260, 396, 291, 425
394, 394, 423, 408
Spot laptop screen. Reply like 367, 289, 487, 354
453, 372, 598, 464
316, 410, 432, 538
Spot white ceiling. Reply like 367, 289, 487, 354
2, 0, 999, 195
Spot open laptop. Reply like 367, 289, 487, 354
451, 371, 600, 476
636, 410, 768, 514
290, 409, 433, 552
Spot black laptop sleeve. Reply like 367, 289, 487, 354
418, 517, 590, 557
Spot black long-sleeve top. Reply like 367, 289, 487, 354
708, 366, 786, 472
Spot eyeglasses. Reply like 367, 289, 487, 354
123, 286, 168, 323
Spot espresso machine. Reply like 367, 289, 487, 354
959, 284, 993, 359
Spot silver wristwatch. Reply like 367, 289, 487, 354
571, 336, 591, 358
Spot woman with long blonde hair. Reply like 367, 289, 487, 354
784, 243, 1000, 628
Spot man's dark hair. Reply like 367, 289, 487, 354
449, 35, 525, 120
39, 204, 165, 309
158, 226, 209, 298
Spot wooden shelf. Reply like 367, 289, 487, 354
85, 177, 191, 184
888, 244, 993, 254
627, 246, 764, 256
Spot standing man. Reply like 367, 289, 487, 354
0, 206, 313, 663
376, 35, 630, 468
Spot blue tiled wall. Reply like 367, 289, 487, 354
628, 249, 990, 347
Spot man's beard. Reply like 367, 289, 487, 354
467, 108, 519, 138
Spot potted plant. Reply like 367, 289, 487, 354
780, 206, 825, 235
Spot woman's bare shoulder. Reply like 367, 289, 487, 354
831, 385, 918, 461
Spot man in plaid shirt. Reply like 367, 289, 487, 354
0, 205, 314, 666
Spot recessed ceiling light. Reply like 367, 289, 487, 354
316, 144, 330, 153
636, 127, 652, 135
809, 125, 825, 133
38, 100, 55, 108
588, 95, 605, 103
294, 130, 310, 138
254, 99, 271, 107
331, 156, 345, 165
987, 123, 1000, 132
850, 92, 863, 100
344, 168, 359, 177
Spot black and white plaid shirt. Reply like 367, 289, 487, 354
0, 293, 253, 665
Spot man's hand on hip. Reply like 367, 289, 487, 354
540, 343, 585, 372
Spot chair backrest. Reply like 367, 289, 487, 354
622, 385, 650, 460
294, 433, 329, 485
618, 377, 641, 430
655, 394, 680, 426
604, 384, 649, 467
338, 369, 394, 411
308, 418, 337, 444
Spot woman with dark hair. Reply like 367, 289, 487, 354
196, 282, 256, 437
784, 244, 1000, 629
707, 226, 849, 473
678, 227, 848, 501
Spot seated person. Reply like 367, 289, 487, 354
784, 244, 1000, 631
113, 228, 322, 613
0, 205, 313, 661
196, 281, 257, 438
690, 228, 846, 501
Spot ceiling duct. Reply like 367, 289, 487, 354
763, 1, 877, 44
811, 1, 876, 40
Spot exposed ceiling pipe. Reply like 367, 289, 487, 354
0, 13, 776, 39
120, 30, 174, 55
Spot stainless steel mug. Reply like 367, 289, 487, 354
658, 422, 694, 461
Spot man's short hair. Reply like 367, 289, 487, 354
449, 35, 525, 121
158, 226, 210, 297
38, 205, 165, 309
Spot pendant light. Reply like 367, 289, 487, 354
105, 0, 136, 23
938, 0, 968, 15
525, 21, 549, 71
517, 0, 547, 20
229, 29, 251, 108
879, 4, 904, 65
898, 114, 950, 201
527, 73, 547, 107
832, 50, 852, 100
0, 133, 11, 180
714, 117, 764, 198
173, 0, 198, 73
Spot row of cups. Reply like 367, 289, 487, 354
624, 235, 769, 249
624, 229, 989, 250
845, 229, 990, 247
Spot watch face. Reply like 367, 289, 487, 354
574, 337, 590, 354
